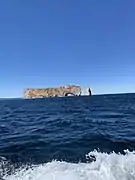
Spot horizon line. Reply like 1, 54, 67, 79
0, 92, 135, 99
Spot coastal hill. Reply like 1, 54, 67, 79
23, 85, 85, 99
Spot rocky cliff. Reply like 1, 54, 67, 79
23, 85, 82, 99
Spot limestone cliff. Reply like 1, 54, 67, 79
23, 85, 82, 99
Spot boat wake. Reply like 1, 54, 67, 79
1, 150, 135, 180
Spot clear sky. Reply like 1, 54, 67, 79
0, 0, 135, 97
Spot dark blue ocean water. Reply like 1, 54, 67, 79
1, 94, 135, 180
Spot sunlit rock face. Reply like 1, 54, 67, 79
23, 85, 82, 99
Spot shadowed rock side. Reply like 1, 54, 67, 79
23, 85, 82, 99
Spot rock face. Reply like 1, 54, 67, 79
81, 87, 92, 96
23, 85, 82, 99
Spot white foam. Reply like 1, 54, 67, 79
3, 150, 135, 180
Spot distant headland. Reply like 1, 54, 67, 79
23, 85, 92, 99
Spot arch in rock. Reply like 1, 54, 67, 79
64, 92, 76, 97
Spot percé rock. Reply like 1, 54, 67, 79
23, 85, 92, 99
24, 85, 80, 99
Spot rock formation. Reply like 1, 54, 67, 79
23, 85, 92, 99
23, 85, 82, 99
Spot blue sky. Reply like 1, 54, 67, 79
0, 0, 135, 97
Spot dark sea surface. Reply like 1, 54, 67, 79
1, 94, 135, 180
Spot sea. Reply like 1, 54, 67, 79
0, 93, 135, 180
